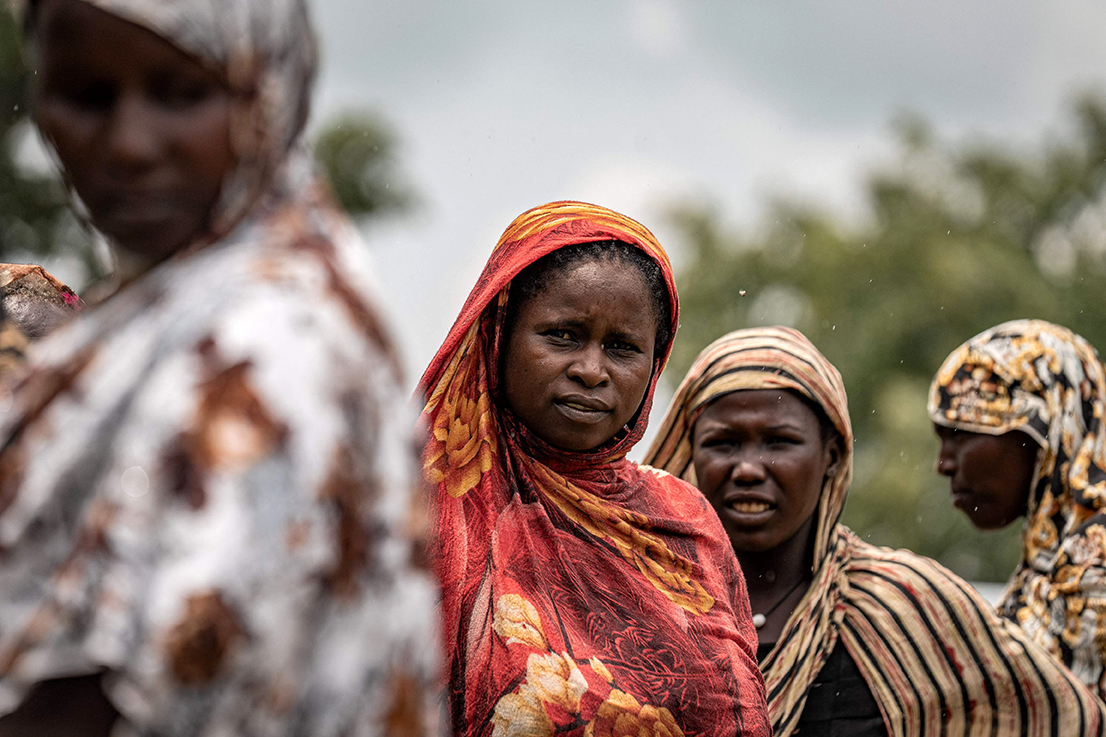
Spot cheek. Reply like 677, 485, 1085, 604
173, 99, 235, 191
616, 359, 653, 406
692, 454, 728, 499
36, 103, 99, 174
502, 339, 551, 413
781, 454, 826, 516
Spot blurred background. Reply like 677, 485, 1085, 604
5, 0, 1106, 583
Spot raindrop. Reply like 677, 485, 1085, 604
121, 466, 149, 498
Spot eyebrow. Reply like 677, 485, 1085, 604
698, 421, 806, 434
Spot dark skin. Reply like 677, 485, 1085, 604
692, 390, 843, 644
33, 0, 235, 278
502, 258, 658, 452
0, 0, 235, 730
934, 425, 1039, 530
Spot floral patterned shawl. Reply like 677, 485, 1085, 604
929, 319, 1106, 698
649, 327, 1106, 737
418, 201, 770, 737
0, 1, 442, 734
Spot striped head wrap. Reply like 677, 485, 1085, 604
647, 326, 1106, 736
929, 319, 1106, 696
646, 326, 851, 566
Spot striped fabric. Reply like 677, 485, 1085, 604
645, 326, 1106, 737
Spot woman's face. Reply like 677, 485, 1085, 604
33, 0, 235, 263
934, 425, 1038, 529
692, 390, 841, 554
501, 258, 658, 451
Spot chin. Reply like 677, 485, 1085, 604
727, 532, 782, 555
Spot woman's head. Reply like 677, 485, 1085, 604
692, 388, 842, 554
645, 327, 853, 564
933, 427, 1037, 529
23, 0, 317, 265
419, 202, 678, 485
500, 241, 672, 452
928, 320, 1106, 535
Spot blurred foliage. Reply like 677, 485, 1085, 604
0, 9, 87, 275
313, 112, 415, 219
669, 95, 1106, 582
0, 5, 412, 290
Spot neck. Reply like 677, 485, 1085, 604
739, 514, 817, 600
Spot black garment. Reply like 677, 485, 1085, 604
757, 641, 887, 737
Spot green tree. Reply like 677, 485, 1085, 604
0, 6, 413, 290
670, 95, 1106, 582
313, 112, 415, 220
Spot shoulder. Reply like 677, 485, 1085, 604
840, 526, 1006, 624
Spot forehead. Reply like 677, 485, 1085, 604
521, 258, 657, 321
696, 389, 820, 430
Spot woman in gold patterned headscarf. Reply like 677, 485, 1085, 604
648, 326, 1106, 737
929, 318, 1106, 698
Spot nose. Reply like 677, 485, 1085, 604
566, 344, 610, 388
731, 457, 768, 485
105, 92, 161, 172
936, 436, 957, 477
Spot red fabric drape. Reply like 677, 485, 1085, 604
418, 201, 769, 737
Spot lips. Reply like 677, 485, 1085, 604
720, 493, 777, 524
951, 487, 975, 509
553, 395, 612, 424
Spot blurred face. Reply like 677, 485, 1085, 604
692, 390, 841, 553
934, 425, 1038, 529
502, 258, 658, 451
33, 0, 234, 263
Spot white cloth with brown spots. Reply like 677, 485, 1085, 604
0, 155, 442, 735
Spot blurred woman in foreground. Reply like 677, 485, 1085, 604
419, 201, 769, 736
930, 319, 1106, 698
0, 0, 441, 733
647, 326, 1105, 737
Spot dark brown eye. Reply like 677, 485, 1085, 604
152, 75, 219, 109
56, 80, 117, 111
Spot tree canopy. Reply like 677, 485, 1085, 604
669, 95, 1106, 582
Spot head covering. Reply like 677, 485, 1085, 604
928, 318, 1106, 695
20, 0, 316, 243
0, 263, 81, 383
0, 1, 441, 733
419, 201, 770, 737
647, 327, 1106, 737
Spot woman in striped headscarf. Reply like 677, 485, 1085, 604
420, 201, 770, 737
929, 319, 1106, 698
645, 326, 1106, 737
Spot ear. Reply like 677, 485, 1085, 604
823, 432, 845, 480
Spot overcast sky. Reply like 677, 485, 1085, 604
308, 0, 1106, 381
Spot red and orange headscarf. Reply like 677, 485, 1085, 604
418, 202, 769, 737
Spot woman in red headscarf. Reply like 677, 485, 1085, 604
418, 201, 769, 737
